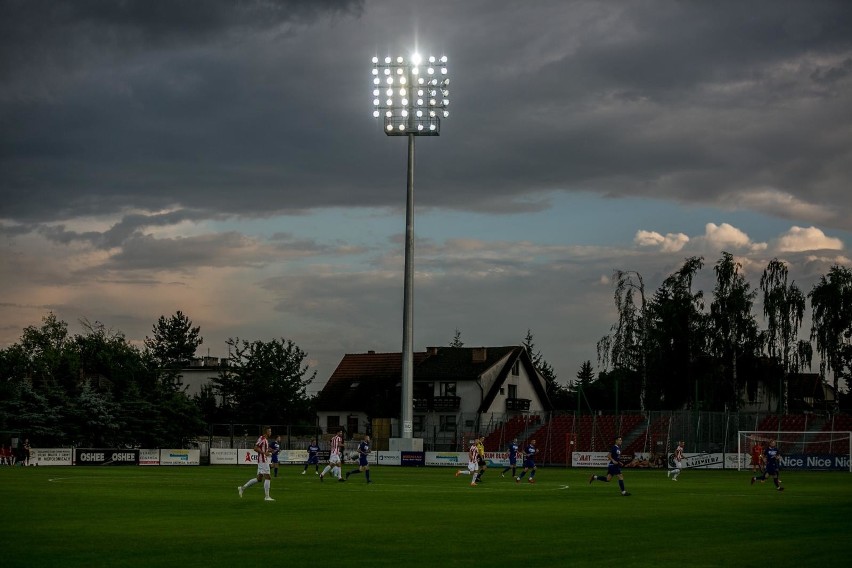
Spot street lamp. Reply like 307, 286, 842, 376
371, 53, 450, 442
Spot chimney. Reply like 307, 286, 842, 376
427, 346, 439, 356
472, 347, 487, 362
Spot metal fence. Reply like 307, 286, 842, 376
202, 411, 851, 465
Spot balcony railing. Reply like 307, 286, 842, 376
413, 396, 462, 411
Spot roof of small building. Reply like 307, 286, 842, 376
315, 346, 551, 414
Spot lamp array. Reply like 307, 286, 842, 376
371, 54, 450, 136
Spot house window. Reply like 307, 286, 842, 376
440, 415, 457, 432
508, 384, 518, 399
512, 360, 520, 376
440, 382, 457, 396
413, 415, 425, 432
414, 382, 434, 398
326, 416, 340, 431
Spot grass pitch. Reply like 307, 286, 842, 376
1, 465, 849, 567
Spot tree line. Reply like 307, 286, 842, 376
0, 311, 316, 448
585, 254, 852, 413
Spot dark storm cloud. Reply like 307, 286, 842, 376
2, 0, 851, 228
0, 0, 368, 222
37, 209, 223, 248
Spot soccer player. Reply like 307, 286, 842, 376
455, 439, 480, 486
474, 436, 488, 483
667, 440, 684, 480
302, 438, 320, 475
345, 434, 372, 483
515, 439, 538, 484
589, 436, 631, 496
319, 428, 344, 482
270, 435, 281, 477
21, 439, 31, 466
751, 439, 784, 491
501, 438, 520, 479
751, 441, 765, 476
237, 426, 275, 501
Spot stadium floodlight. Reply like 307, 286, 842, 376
372, 54, 450, 136
370, 52, 450, 443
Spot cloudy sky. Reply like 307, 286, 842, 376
2, 0, 851, 394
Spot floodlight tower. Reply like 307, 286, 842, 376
371, 53, 450, 442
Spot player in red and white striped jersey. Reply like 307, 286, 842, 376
667, 440, 684, 480
454, 439, 480, 486
237, 426, 275, 501
320, 428, 345, 482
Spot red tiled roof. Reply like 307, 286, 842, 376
315, 346, 554, 414
315, 351, 428, 412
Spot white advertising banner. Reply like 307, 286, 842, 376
239, 448, 258, 465
572, 452, 610, 468
425, 451, 467, 467
280, 450, 308, 464
160, 449, 200, 466
210, 448, 239, 465
375, 451, 400, 466
139, 449, 160, 466
682, 453, 724, 469
31, 448, 73, 466
724, 453, 749, 469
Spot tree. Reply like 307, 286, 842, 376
597, 270, 648, 411
145, 311, 203, 371
17, 312, 73, 392
760, 258, 809, 412
1, 313, 74, 441
646, 257, 705, 410
709, 252, 760, 410
575, 360, 594, 389
0, 312, 208, 448
214, 337, 316, 424
67, 381, 121, 447
809, 265, 852, 406
449, 328, 464, 347
522, 330, 568, 408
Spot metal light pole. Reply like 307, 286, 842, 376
371, 53, 450, 441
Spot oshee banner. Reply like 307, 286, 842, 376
75, 448, 139, 466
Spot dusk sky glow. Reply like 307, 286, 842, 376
2, 0, 851, 394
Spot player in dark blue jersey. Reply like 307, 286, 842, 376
302, 438, 320, 475
589, 436, 631, 496
344, 434, 372, 483
515, 439, 538, 484
501, 438, 520, 479
269, 435, 281, 477
751, 439, 784, 491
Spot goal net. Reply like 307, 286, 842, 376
737, 430, 852, 472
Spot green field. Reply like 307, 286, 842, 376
2, 465, 849, 567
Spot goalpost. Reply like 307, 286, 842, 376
737, 430, 852, 472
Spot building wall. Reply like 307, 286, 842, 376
316, 411, 370, 439
177, 367, 221, 397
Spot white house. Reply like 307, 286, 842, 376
314, 346, 552, 450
